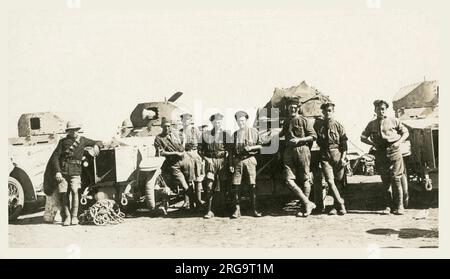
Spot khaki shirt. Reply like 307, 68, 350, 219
361, 116, 408, 149
280, 115, 317, 146
314, 118, 348, 152
231, 126, 262, 157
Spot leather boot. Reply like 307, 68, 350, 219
70, 192, 79, 225
60, 193, 71, 226
231, 186, 241, 219
337, 203, 347, 215
251, 186, 262, 217
393, 177, 405, 215
181, 189, 191, 210
195, 182, 205, 207
313, 183, 325, 215
286, 180, 312, 216
401, 174, 409, 208
203, 188, 214, 219
381, 176, 393, 213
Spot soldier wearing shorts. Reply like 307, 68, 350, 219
229, 110, 263, 218
154, 117, 190, 215
314, 102, 348, 215
279, 97, 317, 217
361, 100, 409, 215
180, 113, 205, 209
199, 113, 232, 219
50, 121, 101, 226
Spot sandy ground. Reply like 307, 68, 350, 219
9, 175, 438, 249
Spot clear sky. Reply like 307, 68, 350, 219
8, 7, 440, 148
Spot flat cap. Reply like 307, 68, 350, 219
287, 96, 300, 106
234, 110, 249, 119
209, 113, 224, 122
320, 102, 335, 110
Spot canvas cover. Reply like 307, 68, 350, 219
393, 80, 438, 112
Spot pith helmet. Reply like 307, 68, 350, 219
66, 121, 82, 131
121, 119, 133, 128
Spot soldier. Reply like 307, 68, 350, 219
199, 113, 231, 219
119, 119, 134, 138
180, 113, 205, 209
50, 121, 101, 226
314, 102, 348, 215
154, 117, 190, 214
279, 97, 317, 217
229, 110, 263, 218
361, 100, 409, 215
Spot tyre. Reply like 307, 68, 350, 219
8, 176, 25, 221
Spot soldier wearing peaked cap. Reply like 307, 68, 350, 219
154, 117, 190, 215
361, 99, 409, 215
314, 102, 348, 215
199, 113, 232, 219
49, 121, 102, 226
229, 110, 263, 218
278, 96, 317, 217
209, 113, 224, 122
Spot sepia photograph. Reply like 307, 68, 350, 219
3, 0, 446, 258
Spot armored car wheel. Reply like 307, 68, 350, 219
8, 176, 25, 221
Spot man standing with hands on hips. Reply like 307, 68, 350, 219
361, 99, 409, 215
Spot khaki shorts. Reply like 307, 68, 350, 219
282, 145, 311, 182
203, 156, 228, 191
58, 175, 81, 193
180, 150, 204, 183
320, 149, 345, 182
232, 156, 257, 185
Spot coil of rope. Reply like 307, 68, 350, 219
79, 199, 125, 226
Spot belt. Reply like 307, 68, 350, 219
235, 154, 253, 160
62, 159, 82, 165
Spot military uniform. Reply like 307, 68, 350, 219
314, 117, 348, 214
230, 117, 263, 218
199, 128, 231, 190
180, 125, 204, 183
154, 129, 189, 191
280, 111, 317, 216
51, 135, 99, 193
361, 115, 408, 213
180, 121, 205, 209
199, 113, 232, 219
231, 126, 261, 186
50, 123, 101, 226
281, 115, 317, 183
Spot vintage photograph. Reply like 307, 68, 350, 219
6, 1, 440, 252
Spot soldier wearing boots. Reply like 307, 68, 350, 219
229, 111, 263, 218
361, 99, 409, 215
314, 102, 348, 216
279, 97, 317, 217
199, 113, 232, 219
154, 117, 190, 215
180, 113, 205, 210
50, 121, 101, 226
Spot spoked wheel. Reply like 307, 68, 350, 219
8, 177, 25, 221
